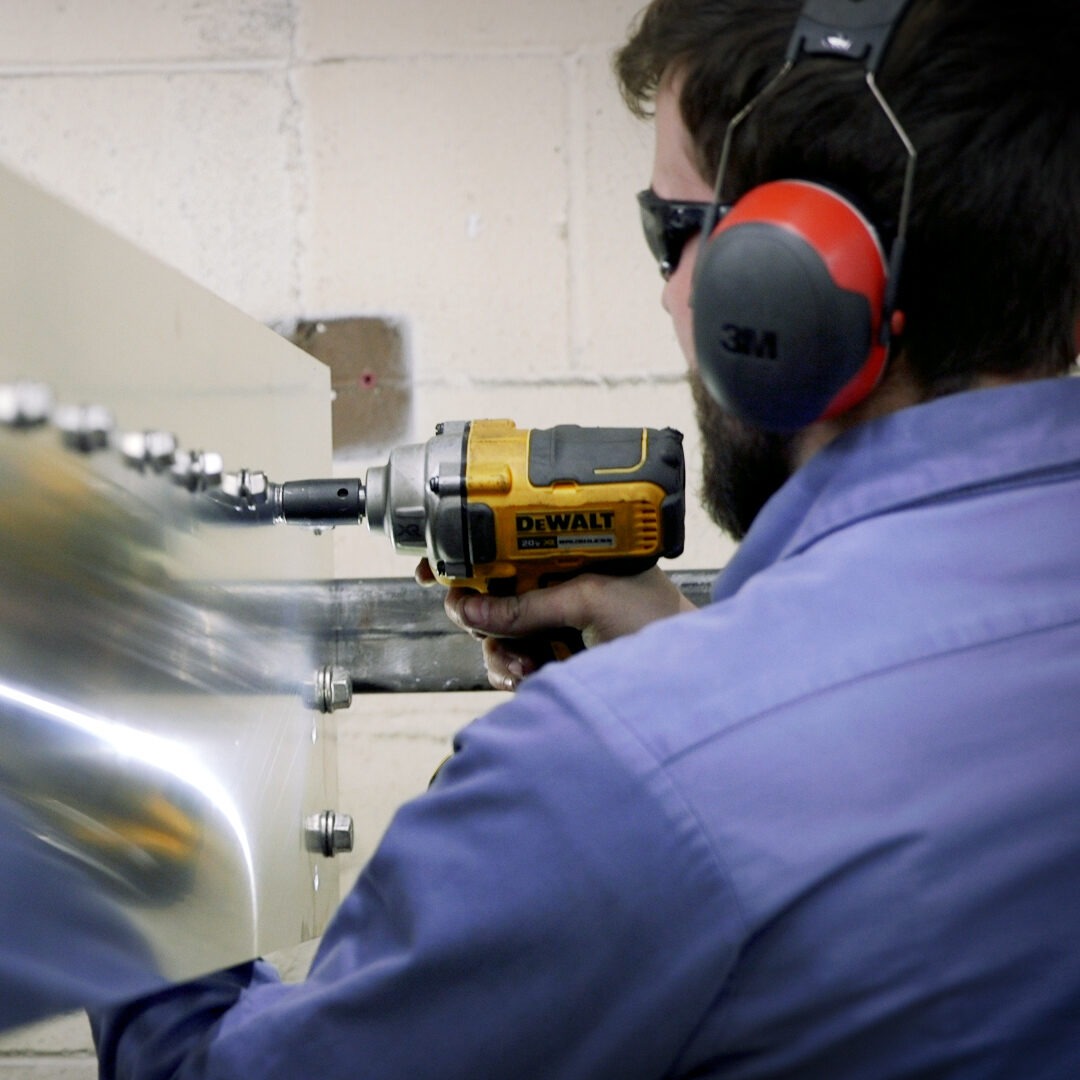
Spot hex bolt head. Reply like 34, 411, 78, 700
0, 382, 53, 427
303, 810, 354, 857
144, 431, 179, 471
170, 449, 224, 491
54, 403, 114, 452
219, 470, 242, 498
220, 468, 269, 508
326, 667, 353, 711
120, 430, 178, 471
245, 470, 268, 499
119, 431, 149, 467
302, 666, 353, 712
330, 813, 354, 855
320, 665, 353, 712
168, 453, 190, 487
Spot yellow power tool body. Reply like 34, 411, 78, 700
274, 419, 685, 595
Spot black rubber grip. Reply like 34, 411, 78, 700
528, 426, 684, 492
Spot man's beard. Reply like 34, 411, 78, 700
691, 372, 795, 541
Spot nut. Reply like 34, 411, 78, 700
0, 382, 53, 427
54, 403, 114, 452
120, 430, 178, 471
220, 469, 269, 508
330, 813, 354, 855
303, 665, 352, 713
324, 667, 352, 712
170, 449, 224, 491
303, 810, 354, 857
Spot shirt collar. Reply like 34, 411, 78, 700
713, 377, 1080, 602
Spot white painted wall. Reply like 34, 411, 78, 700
0, 2, 735, 1069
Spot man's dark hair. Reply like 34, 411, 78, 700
615, 0, 1080, 397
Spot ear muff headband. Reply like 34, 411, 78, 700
691, 0, 917, 432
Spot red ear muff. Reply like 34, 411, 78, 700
692, 179, 890, 432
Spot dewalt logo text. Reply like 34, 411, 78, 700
515, 511, 615, 533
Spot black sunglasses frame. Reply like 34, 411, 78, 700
637, 190, 729, 281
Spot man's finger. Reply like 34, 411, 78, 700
414, 559, 438, 586
481, 638, 536, 692
457, 581, 592, 638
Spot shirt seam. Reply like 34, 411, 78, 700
784, 457, 1080, 562
663, 608, 1080, 771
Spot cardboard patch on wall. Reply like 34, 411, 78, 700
288, 317, 411, 460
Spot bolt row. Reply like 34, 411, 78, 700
0, 380, 264, 500
2, 380, 353, 713
3, 383, 356, 860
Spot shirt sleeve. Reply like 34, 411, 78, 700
92, 666, 741, 1080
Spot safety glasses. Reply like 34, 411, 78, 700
637, 189, 728, 280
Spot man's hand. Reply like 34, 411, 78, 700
416, 561, 695, 691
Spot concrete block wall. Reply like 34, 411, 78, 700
0, 2, 734, 1070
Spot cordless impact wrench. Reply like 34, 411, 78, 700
271, 420, 685, 600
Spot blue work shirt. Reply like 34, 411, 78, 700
0, 793, 164, 1031
95, 378, 1080, 1078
